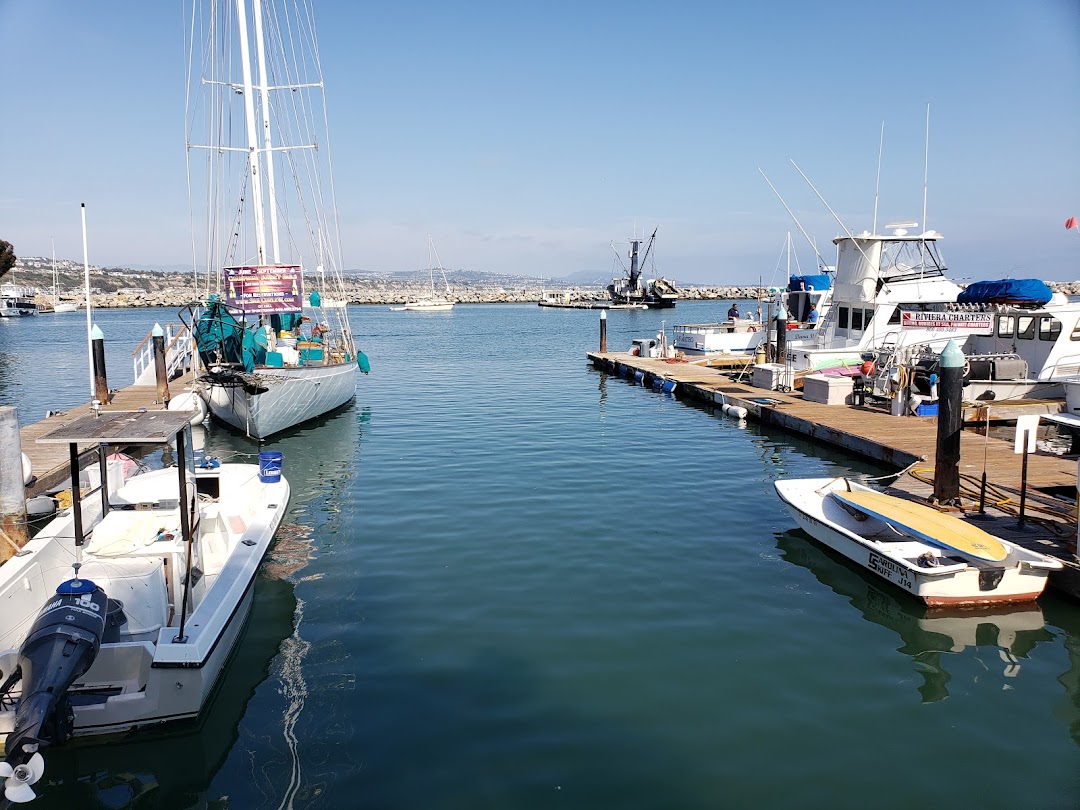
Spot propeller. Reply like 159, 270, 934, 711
0, 753, 45, 803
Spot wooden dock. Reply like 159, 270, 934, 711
588, 351, 1080, 599
21, 371, 196, 498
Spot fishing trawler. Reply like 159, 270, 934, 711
607, 229, 678, 308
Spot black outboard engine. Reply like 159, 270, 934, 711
3, 579, 107, 774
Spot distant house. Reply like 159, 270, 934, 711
117, 287, 147, 296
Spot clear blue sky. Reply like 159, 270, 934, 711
2, 0, 1078, 285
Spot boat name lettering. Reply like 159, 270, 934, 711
868, 552, 913, 589
900, 311, 993, 334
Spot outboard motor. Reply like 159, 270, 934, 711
1, 579, 107, 803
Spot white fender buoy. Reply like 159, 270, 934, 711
168, 391, 209, 425
22, 452, 32, 485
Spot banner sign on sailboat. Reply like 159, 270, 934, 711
900, 310, 993, 334
223, 265, 303, 314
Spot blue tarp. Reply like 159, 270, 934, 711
957, 279, 1053, 306
788, 274, 832, 292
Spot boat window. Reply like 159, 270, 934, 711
888, 307, 901, 325
1071, 321, 1080, 341
1016, 316, 1035, 340
838, 307, 849, 329
996, 315, 1015, 339
851, 309, 864, 330
1039, 317, 1061, 342
864, 308, 874, 326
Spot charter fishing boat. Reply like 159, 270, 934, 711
0, 410, 289, 803
180, 0, 368, 439
0, 284, 37, 318
607, 229, 678, 308
774, 476, 1061, 607
776, 226, 965, 375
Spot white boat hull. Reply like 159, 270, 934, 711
774, 477, 1060, 606
205, 360, 357, 439
400, 299, 454, 312
0, 463, 289, 740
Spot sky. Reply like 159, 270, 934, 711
2, 0, 1078, 285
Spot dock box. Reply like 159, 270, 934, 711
752, 363, 792, 391
802, 373, 854, 405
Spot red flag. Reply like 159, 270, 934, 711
1066, 216, 1077, 230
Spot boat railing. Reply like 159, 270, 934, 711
132, 323, 195, 386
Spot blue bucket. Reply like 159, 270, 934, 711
258, 450, 283, 483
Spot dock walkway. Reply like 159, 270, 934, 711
588, 351, 1080, 598
21, 371, 196, 498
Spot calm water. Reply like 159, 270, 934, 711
2, 302, 1079, 809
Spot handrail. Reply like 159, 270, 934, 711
131, 323, 188, 356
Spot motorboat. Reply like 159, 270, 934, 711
0, 410, 289, 803
0, 284, 38, 318
773, 476, 1062, 607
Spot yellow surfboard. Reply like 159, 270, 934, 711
831, 489, 1009, 563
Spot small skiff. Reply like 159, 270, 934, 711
773, 477, 1062, 607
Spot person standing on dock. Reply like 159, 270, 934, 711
727, 303, 739, 320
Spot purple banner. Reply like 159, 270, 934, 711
223, 265, 303, 314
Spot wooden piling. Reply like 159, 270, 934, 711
933, 340, 963, 504
92, 325, 109, 404
0, 407, 28, 562
599, 310, 607, 353
152, 324, 170, 405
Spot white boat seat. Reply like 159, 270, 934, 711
78, 557, 169, 637
86, 508, 182, 556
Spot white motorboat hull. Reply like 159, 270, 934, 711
205, 360, 357, 438
673, 323, 819, 356
774, 477, 1060, 606
0, 462, 289, 740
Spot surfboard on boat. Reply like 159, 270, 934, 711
830, 488, 1009, 563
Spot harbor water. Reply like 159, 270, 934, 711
1, 302, 1079, 808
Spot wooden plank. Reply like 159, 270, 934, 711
20, 370, 197, 497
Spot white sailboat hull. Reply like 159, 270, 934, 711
400, 299, 454, 312
205, 360, 357, 438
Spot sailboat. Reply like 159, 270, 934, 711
393, 236, 455, 312
49, 243, 78, 313
179, 0, 368, 440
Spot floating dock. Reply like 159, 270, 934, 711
20, 372, 195, 498
588, 351, 1080, 599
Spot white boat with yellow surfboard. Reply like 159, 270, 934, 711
774, 477, 1062, 607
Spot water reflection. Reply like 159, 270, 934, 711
30, 576, 298, 809
776, 529, 1055, 703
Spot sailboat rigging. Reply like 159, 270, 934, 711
392, 235, 455, 312
179, 0, 368, 440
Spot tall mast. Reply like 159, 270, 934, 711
252, 0, 281, 263
234, 0, 268, 264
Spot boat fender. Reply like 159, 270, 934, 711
21, 453, 32, 486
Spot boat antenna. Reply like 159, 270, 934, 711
922, 104, 931, 238
758, 168, 829, 270
81, 204, 95, 404
789, 160, 878, 271
873, 121, 884, 235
